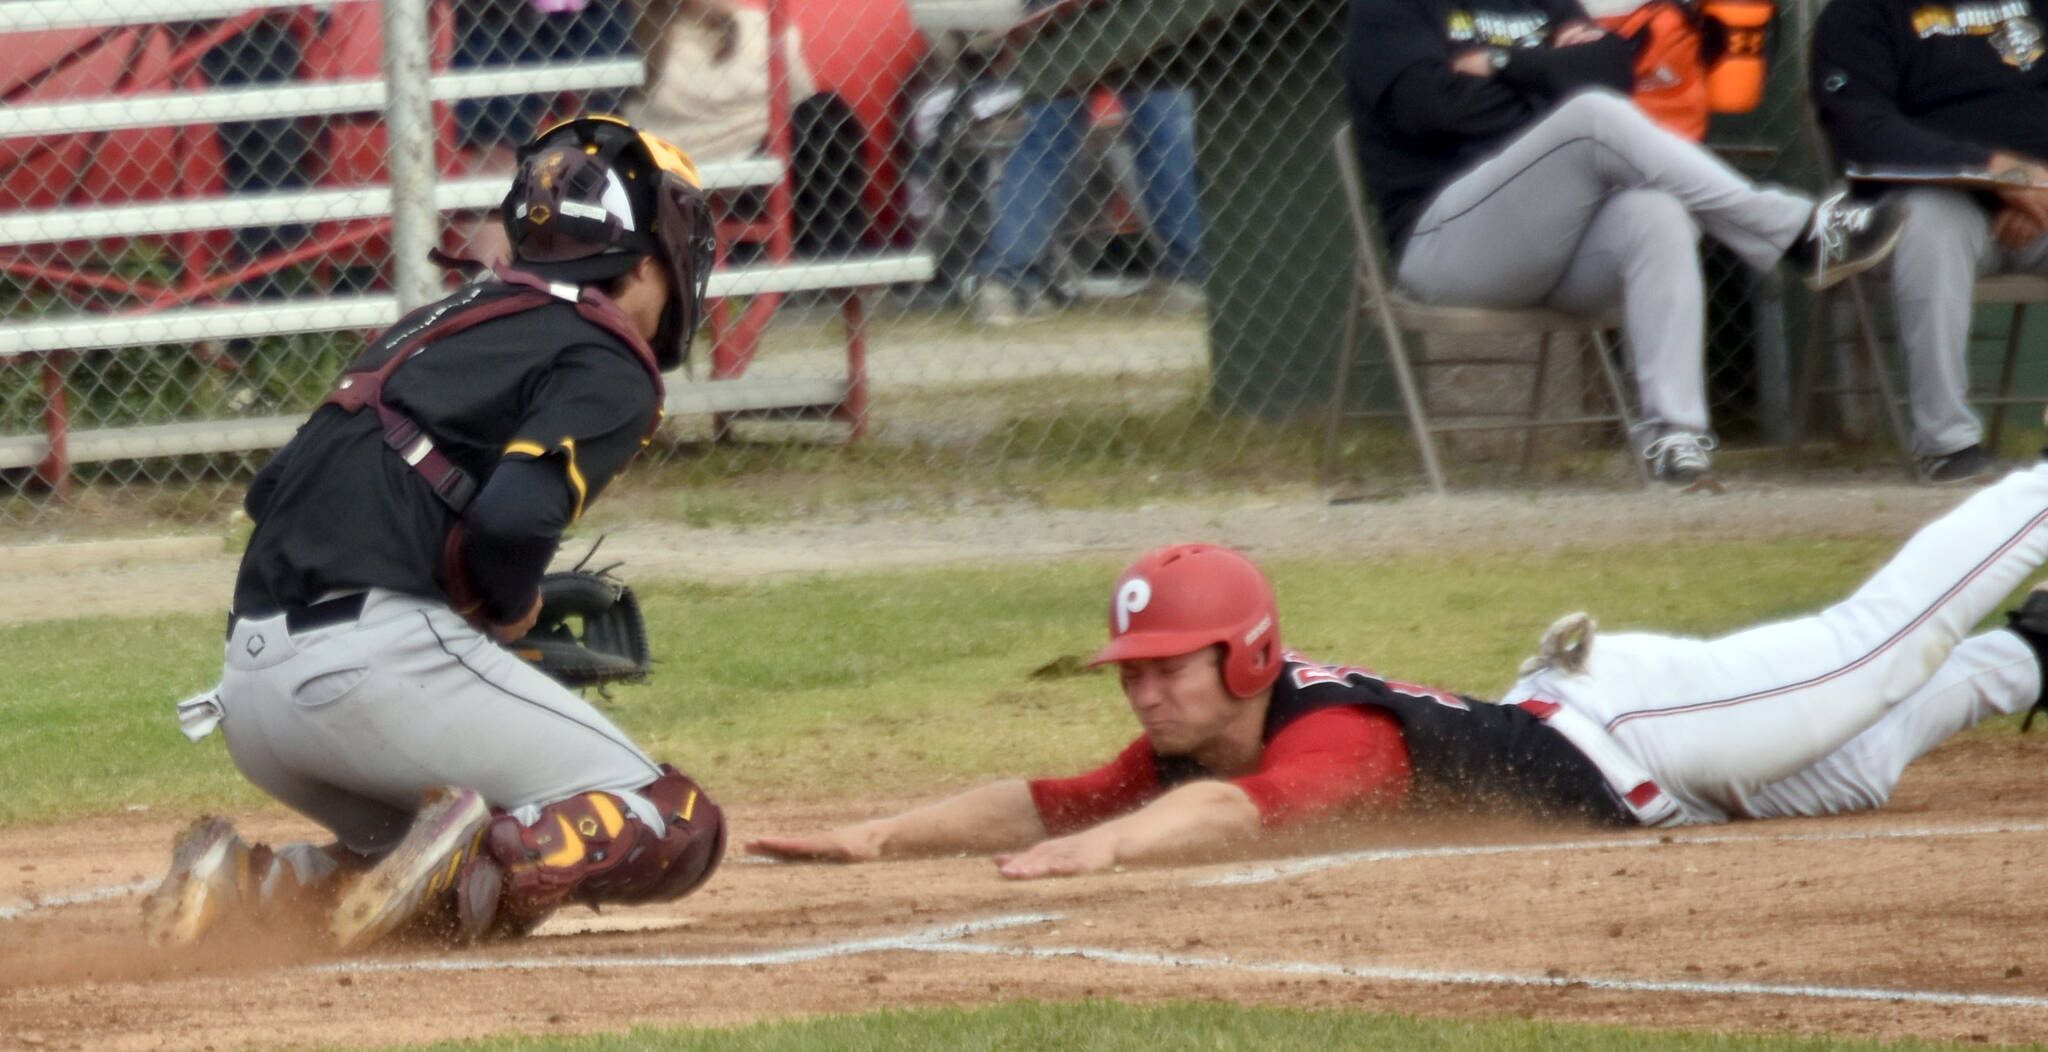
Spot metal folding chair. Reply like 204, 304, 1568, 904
1792, 106, 2048, 475
1322, 125, 1649, 493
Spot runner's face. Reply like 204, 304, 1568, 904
1118, 647, 1236, 756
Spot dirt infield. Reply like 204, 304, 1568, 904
5, 736, 2048, 1050
7, 482, 2048, 1050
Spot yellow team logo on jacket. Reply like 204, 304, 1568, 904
1911, 1, 2044, 67
1446, 8, 1551, 46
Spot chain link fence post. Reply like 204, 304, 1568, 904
382, 0, 441, 312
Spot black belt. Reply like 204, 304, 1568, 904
229, 592, 367, 638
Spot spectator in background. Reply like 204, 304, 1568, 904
630, 0, 816, 164
1345, 0, 1910, 485
974, 2, 1208, 327
1811, 0, 2048, 485
628, 0, 869, 255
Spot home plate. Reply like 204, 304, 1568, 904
532, 910, 700, 936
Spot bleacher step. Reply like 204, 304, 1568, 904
0, 253, 935, 358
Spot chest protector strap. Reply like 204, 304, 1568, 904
321, 268, 666, 513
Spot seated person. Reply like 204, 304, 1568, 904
627, 0, 868, 255
753, 478, 2048, 876
1811, 0, 2048, 484
1345, 0, 1907, 484
974, 82, 1208, 326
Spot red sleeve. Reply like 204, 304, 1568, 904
1232, 707, 1412, 829
1027, 738, 1162, 835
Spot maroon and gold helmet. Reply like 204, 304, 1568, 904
502, 114, 716, 370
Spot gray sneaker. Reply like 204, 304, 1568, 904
1642, 432, 1716, 484
1788, 191, 1908, 290
330, 786, 490, 951
141, 816, 254, 948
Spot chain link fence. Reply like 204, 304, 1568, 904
0, 0, 1930, 533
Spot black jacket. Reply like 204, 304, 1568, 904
1812, 0, 2048, 173
1344, 0, 1635, 251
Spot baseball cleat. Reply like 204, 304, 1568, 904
329, 786, 490, 951
141, 815, 253, 948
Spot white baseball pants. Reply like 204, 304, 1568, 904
1504, 462, 2048, 823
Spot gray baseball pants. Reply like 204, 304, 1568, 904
1881, 186, 2048, 458
1397, 89, 1814, 441
218, 588, 667, 856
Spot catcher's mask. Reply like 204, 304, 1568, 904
502, 114, 716, 370
1088, 543, 1283, 699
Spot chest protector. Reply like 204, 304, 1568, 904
321, 269, 666, 619
323, 268, 666, 513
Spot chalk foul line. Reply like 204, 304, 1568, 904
0, 879, 153, 921
1194, 821, 2048, 887
299, 912, 1065, 974
920, 940, 2048, 1010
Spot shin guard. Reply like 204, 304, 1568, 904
460, 765, 725, 938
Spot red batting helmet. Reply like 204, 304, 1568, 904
1088, 543, 1283, 698
502, 114, 716, 370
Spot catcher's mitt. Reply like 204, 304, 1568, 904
509, 570, 652, 689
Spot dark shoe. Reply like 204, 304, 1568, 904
2006, 583, 2048, 730
1785, 191, 1908, 290
329, 786, 490, 951
1919, 444, 1998, 485
1642, 432, 1716, 484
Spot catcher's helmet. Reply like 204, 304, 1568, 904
502, 114, 716, 370
1088, 543, 1283, 699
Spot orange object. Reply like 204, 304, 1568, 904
1598, 1, 1712, 141
1701, 0, 1774, 114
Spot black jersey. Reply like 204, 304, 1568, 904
1344, 0, 1631, 252
233, 288, 660, 615
1156, 653, 1632, 824
1813, 0, 2048, 173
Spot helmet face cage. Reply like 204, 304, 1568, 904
1095, 544, 1284, 699
507, 115, 716, 370
649, 176, 717, 370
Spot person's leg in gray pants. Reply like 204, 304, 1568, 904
1886, 187, 2048, 468
1397, 89, 1815, 469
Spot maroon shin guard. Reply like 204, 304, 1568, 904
457, 765, 725, 939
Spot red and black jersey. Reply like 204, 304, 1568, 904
1029, 652, 1630, 834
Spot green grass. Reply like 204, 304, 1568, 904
10, 538, 2046, 1052
603, 377, 1369, 530
4, 531, 2016, 824
373, 1000, 2041, 1051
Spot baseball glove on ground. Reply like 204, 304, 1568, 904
510, 570, 652, 689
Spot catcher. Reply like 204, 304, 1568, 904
754, 467, 2048, 877
143, 115, 725, 950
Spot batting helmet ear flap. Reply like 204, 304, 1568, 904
1225, 615, 1283, 699
1088, 544, 1284, 699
